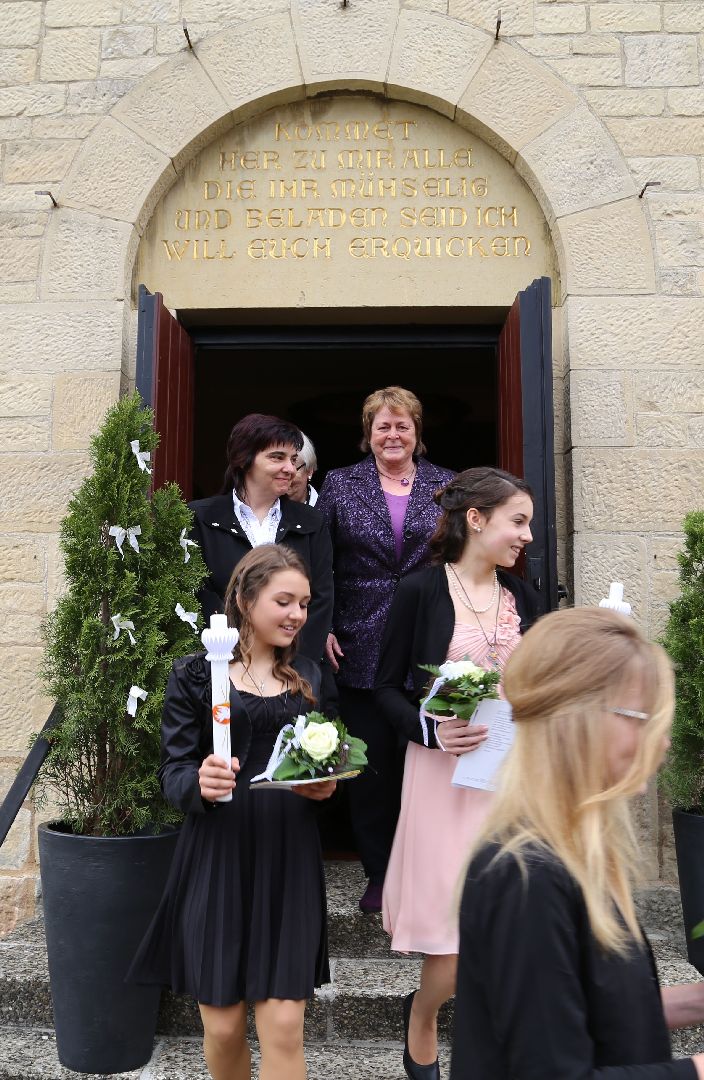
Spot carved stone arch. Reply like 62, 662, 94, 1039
45, 5, 655, 316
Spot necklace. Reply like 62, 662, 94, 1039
446, 563, 498, 613
243, 664, 269, 695
447, 564, 502, 669
376, 463, 416, 487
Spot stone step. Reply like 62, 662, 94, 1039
0, 865, 700, 1063
0, 1028, 453, 1080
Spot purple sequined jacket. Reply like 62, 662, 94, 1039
317, 454, 455, 689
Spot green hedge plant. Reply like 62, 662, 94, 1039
38, 392, 208, 837
659, 510, 704, 815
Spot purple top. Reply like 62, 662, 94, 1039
383, 491, 410, 562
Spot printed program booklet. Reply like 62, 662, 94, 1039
451, 698, 514, 792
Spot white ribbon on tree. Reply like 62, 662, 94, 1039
179, 528, 197, 563
126, 685, 148, 716
175, 602, 198, 631
109, 524, 142, 559
250, 715, 309, 783
130, 439, 152, 475
112, 614, 136, 645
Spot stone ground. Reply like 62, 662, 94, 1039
0, 864, 701, 1079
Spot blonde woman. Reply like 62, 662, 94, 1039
452, 607, 704, 1080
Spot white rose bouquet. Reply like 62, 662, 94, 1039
251, 711, 368, 785
420, 658, 501, 722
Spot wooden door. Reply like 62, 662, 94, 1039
135, 284, 195, 499
498, 276, 558, 614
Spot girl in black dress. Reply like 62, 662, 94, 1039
130, 544, 336, 1080
452, 607, 704, 1080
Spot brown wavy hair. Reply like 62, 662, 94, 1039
430, 467, 533, 564
223, 544, 315, 706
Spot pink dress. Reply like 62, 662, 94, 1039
382, 589, 522, 955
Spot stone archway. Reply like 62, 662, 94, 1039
43, 3, 658, 616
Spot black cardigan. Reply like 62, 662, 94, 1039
158, 651, 322, 816
189, 493, 333, 664
374, 563, 539, 749
451, 843, 697, 1080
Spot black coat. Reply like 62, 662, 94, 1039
189, 493, 333, 664
452, 843, 696, 1080
374, 563, 539, 748
158, 651, 322, 816
316, 455, 455, 688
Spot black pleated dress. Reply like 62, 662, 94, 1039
129, 653, 330, 1006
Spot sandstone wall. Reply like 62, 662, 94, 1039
1, 0, 703, 927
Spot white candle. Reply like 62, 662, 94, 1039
201, 613, 240, 803
598, 581, 632, 617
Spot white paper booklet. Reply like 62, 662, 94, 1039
451, 698, 515, 792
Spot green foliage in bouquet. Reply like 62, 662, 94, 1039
272, 712, 368, 781
659, 511, 704, 815
420, 660, 500, 721
38, 392, 208, 837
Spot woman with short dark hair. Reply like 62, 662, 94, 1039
190, 413, 333, 664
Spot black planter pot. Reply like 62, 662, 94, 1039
38, 822, 178, 1074
672, 809, 704, 976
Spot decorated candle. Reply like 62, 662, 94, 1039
201, 613, 240, 803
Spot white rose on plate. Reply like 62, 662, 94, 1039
299, 720, 340, 762
438, 659, 485, 681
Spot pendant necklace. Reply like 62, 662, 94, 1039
376, 463, 416, 487
243, 664, 268, 695
446, 563, 498, 613
446, 563, 502, 669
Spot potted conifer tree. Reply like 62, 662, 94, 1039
37, 391, 207, 1073
659, 510, 704, 976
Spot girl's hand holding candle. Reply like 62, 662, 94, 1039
201, 612, 240, 803
199, 754, 240, 803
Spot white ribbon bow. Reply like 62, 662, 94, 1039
251, 715, 309, 783
179, 528, 197, 563
109, 525, 142, 559
418, 675, 447, 749
130, 439, 152, 475
175, 602, 198, 631
112, 614, 136, 646
126, 685, 148, 717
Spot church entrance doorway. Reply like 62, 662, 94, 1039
136, 277, 557, 613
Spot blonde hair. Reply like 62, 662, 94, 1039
472, 607, 674, 953
360, 386, 426, 456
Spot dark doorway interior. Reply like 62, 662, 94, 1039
190, 327, 500, 499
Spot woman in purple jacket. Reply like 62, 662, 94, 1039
317, 386, 454, 912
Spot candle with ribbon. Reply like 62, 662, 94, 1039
201, 613, 239, 803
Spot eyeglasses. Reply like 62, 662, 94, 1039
294, 461, 308, 473
610, 707, 649, 723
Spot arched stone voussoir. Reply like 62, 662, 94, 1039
40, 208, 138, 303
386, 10, 493, 119
517, 105, 637, 222
194, 13, 306, 121
111, 49, 234, 174
291, 0, 398, 94
58, 115, 177, 236
552, 197, 656, 298
456, 41, 578, 162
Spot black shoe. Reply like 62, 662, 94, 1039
402, 991, 440, 1079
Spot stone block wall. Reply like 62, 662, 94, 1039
1, 0, 703, 924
